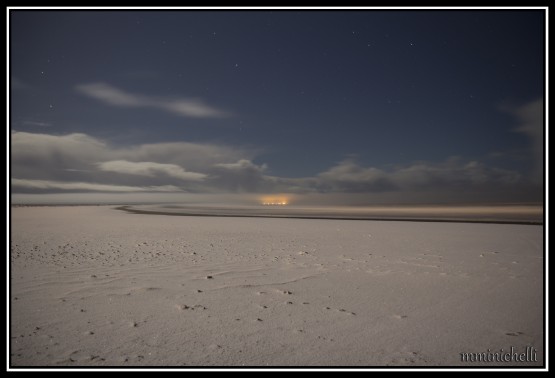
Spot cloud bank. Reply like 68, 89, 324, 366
10, 128, 541, 205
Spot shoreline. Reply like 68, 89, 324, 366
114, 205, 543, 226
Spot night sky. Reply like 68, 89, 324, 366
10, 9, 545, 205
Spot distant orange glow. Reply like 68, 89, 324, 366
259, 195, 291, 206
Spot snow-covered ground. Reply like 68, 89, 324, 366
9, 206, 544, 367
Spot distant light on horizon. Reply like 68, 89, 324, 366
259, 195, 291, 206
262, 201, 288, 206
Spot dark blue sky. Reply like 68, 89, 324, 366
10, 9, 545, 204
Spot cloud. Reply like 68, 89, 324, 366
22, 121, 51, 127
11, 77, 32, 91
11, 130, 250, 177
76, 83, 142, 106
215, 159, 267, 173
76, 82, 231, 118
98, 160, 207, 181
314, 158, 522, 194
160, 99, 230, 118
11, 130, 256, 193
291, 157, 530, 204
10, 130, 540, 204
12, 131, 105, 152
119, 142, 252, 172
391, 158, 521, 189
212, 159, 269, 192
11, 131, 108, 181
316, 159, 395, 192
11, 179, 182, 193
512, 98, 543, 183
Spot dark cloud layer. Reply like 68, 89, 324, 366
10, 98, 543, 206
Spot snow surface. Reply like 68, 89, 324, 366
9, 206, 544, 367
